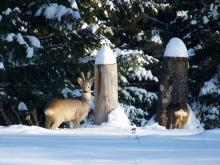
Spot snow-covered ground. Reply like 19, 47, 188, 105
0, 107, 219, 165
0, 124, 220, 165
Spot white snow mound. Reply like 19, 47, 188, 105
102, 106, 132, 128
184, 105, 203, 130
145, 105, 203, 131
95, 46, 116, 64
164, 37, 188, 58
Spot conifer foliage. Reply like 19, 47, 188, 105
0, 0, 219, 128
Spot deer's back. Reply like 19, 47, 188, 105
45, 99, 83, 120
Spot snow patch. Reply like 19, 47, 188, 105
4, 33, 41, 58
2, 8, 12, 15
106, 0, 115, 11
68, 0, 78, 9
200, 74, 220, 95
5, 33, 15, 42
120, 87, 157, 104
146, 105, 203, 131
203, 16, 209, 24
95, 46, 116, 64
16, 33, 26, 45
151, 34, 162, 44
207, 107, 219, 120
35, 3, 80, 21
129, 66, 158, 82
188, 44, 202, 57
120, 75, 128, 84
190, 20, 197, 25
87, 24, 99, 34
81, 22, 88, 30
26, 36, 41, 48
185, 105, 203, 130
2, 7, 20, 16
61, 87, 81, 98
164, 37, 188, 58
102, 106, 132, 128
208, 3, 219, 20
177, 10, 188, 20
26, 47, 34, 58
151, 29, 162, 44
114, 48, 158, 65
18, 102, 28, 111
13, 7, 21, 12
0, 62, 5, 70
136, 31, 145, 41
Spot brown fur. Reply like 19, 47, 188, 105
166, 104, 190, 129
157, 84, 173, 126
44, 72, 93, 129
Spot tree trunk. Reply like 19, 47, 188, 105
94, 64, 119, 125
162, 57, 188, 104
156, 57, 188, 126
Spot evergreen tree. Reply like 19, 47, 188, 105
0, 0, 219, 128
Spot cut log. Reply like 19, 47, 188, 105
94, 64, 118, 124
94, 46, 119, 125
161, 57, 188, 104
156, 38, 189, 127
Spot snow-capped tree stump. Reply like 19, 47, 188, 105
94, 46, 119, 125
156, 37, 189, 127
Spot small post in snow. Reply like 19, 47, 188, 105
94, 46, 119, 125
156, 37, 189, 127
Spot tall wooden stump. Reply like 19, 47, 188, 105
94, 46, 119, 125
156, 37, 189, 127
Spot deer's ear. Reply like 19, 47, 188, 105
87, 72, 91, 79
80, 72, 85, 80
169, 85, 173, 92
78, 77, 83, 87
159, 84, 164, 91
89, 77, 94, 85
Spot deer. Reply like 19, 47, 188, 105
157, 84, 173, 126
44, 72, 94, 129
166, 103, 190, 129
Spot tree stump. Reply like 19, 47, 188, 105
94, 46, 119, 125
156, 37, 189, 127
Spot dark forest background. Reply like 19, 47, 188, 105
0, 0, 219, 129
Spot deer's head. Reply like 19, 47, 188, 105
160, 84, 173, 104
78, 72, 94, 100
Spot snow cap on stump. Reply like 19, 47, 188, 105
164, 37, 188, 58
95, 45, 116, 64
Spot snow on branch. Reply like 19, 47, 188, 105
120, 87, 157, 104
35, 3, 80, 21
2, 33, 42, 58
128, 66, 158, 82
200, 72, 220, 96
0, 62, 5, 70
114, 48, 158, 64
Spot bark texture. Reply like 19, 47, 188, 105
94, 64, 119, 125
156, 57, 188, 127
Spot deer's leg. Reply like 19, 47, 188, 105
159, 113, 168, 126
50, 119, 62, 130
74, 120, 80, 129
177, 120, 182, 128
68, 121, 74, 129
166, 117, 172, 129
45, 117, 53, 129
174, 118, 180, 128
